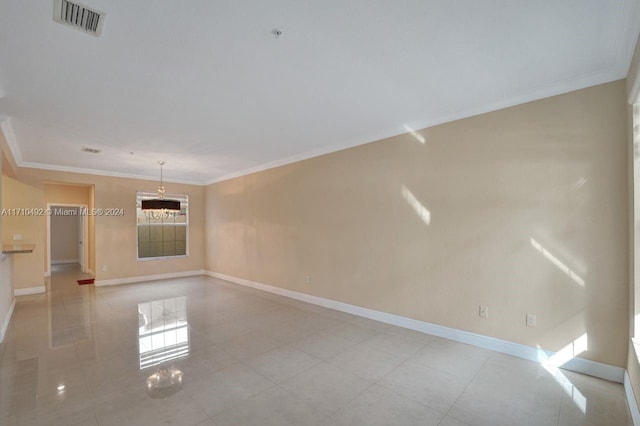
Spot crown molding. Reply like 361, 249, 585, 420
18, 161, 206, 186
206, 67, 623, 186
617, 0, 640, 75
4, 0, 639, 190
0, 117, 206, 185
205, 0, 639, 185
0, 117, 24, 165
1, 67, 627, 189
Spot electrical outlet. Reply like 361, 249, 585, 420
479, 305, 489, 318
13, 234, 22, 241
526, 313, 537, 327
102, 265, 108, 272
305, 275, 310, 284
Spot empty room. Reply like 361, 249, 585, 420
1, 1, 640, 425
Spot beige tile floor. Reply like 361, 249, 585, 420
0, 264, 633, 426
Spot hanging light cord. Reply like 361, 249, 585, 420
158, 160, 166, 200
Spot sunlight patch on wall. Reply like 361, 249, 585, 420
402, 185, 431, 225
530, 238, 584, 286
545, 333, 588, 369
572, 177, 588, 191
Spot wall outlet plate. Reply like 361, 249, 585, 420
479, 305, 489, 318
526, 313, 537, 327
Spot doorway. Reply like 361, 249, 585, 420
47, 204, 89, 274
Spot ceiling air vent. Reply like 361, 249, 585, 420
81, 147, 101, 154
53, 0, 105, 37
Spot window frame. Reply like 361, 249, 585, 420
136, 192, 189, 261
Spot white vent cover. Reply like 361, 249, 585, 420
53, 0, 105, 37
81, 147, 101, 154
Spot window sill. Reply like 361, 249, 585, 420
137, 255, 188, 262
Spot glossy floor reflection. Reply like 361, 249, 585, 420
0, 264, 634, 425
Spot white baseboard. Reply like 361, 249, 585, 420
14, 286, 46, 296
625, 371, 640, 425
51, 259, 79, 265
95, 270, 206, 287
0, 298, 16, 343
206, 270, 625, 383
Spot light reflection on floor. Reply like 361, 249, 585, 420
537, 333, 589, 414
138, 296, 190, 369
0, 264, 633, 425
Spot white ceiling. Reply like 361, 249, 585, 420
0, 0, 639, 185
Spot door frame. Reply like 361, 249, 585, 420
46, 203, 89, 275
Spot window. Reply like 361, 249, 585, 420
136, 192, 188, 259
634, 103, 640, 338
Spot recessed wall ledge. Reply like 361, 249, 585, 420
2, 243, 35, 254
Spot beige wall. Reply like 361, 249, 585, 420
44, 183, 92, 205
89, 185, 95, 274
50, 210, 79, 262
14, 168, 204, 282
628, 34, 640, 104
0, 250, 13, 341
1, 176, 45, 290
206, 80, 629, 368
626, 33, 640, 414
0, 137, 14, 342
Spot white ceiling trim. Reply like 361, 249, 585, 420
0, 65, 629, 188
205, 0, 640, 185
0, 117, 24, 165
1, 117, 203, 185
623, 0, 640, 103
616, 0, 640, 77
205, 0, 638, 186
206, 66, 623, 186
2, 0, 639, 188
18, 161, 205, 186
206, 0, 640, 185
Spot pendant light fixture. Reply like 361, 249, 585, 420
142, 161, 181, 220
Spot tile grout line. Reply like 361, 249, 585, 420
2, 268, 634, 425
365, 347, 454, 423
555, 383, 567, 426
190, 355, 282, 424
440, 352, 493, 423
